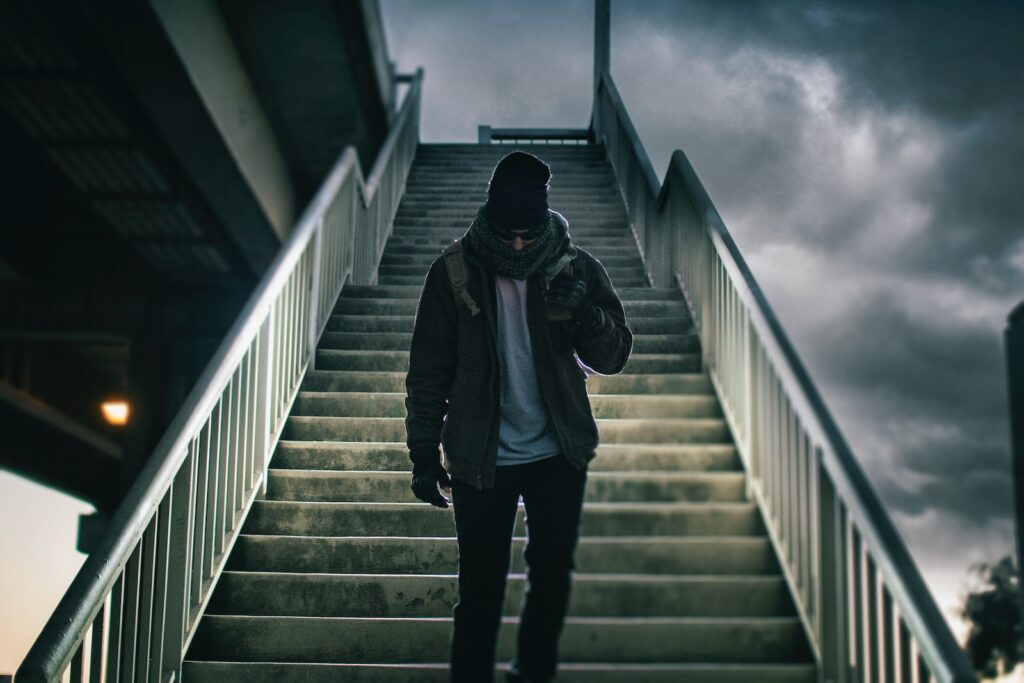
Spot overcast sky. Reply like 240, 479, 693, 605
380, 0, 1022, 646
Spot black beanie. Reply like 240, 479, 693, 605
485, 151, 551, 229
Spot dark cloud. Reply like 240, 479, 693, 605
879, 431, 1012, 525
611, 0, 1024, 288
810, 290, 1007, 424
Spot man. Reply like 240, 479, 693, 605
404, 150, 633, 683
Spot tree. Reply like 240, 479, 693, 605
960, 554, 1022, 679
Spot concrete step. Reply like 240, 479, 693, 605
385, 235, 638, 248
378, 252, 643, 268
399, 190, 622, 202
299, 370, 712, 394
242, 500, 764, 537
388, 229, 633, 243
227, 534, 777, 575
312, 349, 698, 374
380, 242, 634, 259
306, 337, 699, 368
188, 614, 810, 663
332, 297, 687, 317
324, 313, 694, 336
340, 284, 683, 301
410, 159, 611, 170
182, 661, 818, 683
395, 200, 624, 213
377, 274, 652, 287
282, 415, 728, 444
375, 264, 648, 282
403, 178, 616, 192
405, 174, 614, 187
416, 144, 605, 156
292, 391, 717, 419
395, 197, 621, 211
266, 470, 747, 503
207, 571, 792, 618
391, 216, 627, 229
271, 442, 741, 473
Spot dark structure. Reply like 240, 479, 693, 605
1007, 301, 1024, 652
0, 0, 395, 520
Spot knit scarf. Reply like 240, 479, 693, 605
466, 205, 576, 286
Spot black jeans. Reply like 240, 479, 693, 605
449, 453, 588, 683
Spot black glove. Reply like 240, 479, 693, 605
543, 273, 602, 329
410, 452, 452, 508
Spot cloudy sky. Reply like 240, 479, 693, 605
380, 0, 1022, 646
2, 0, 1020, 675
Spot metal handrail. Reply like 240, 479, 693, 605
593, 68, 977, 682
478, 126, 591, 144
16, 68, 423, 683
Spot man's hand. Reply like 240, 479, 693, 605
543, 272, 601, 328
411, 459, 452, 508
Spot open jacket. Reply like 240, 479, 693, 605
404, 220, 634, 491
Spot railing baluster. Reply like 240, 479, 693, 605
70, 645, 83, 683
106, 575, 124, 683
134, 517, 157, 683
802, 431, 814, 616
230, 366, 244, 527
215, 392, 230, 559
148, 494, 172, 682
204, 401, 221, 580
164, 447, 194, 681
120, 549, 141, 683
238, 349, 252, 495
88, 605, 105, 683
899, 614, 913, 683
867, 553, 880, 683
883, 584, 896, 683
851, 526, 865, 682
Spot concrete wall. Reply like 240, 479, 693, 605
151, 0, 295, 241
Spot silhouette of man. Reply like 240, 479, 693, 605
405, 150, 633, 682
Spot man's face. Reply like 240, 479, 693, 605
495, 224, 542, 251
502, 231, 537, 251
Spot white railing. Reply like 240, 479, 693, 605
15, 68, 423, 683
593, 69, 977, 683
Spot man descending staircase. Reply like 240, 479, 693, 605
184, 144, 817, 681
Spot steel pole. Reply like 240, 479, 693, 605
1006, 300, 1024, 653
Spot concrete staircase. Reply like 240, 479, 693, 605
184, 144, 817, 681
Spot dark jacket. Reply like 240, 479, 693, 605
404, 224, 634, 490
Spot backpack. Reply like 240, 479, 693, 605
442, 239, 573, 320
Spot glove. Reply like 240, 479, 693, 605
543, 273, 602, 329
410, 451, 452, 508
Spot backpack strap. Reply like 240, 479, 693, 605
443, 239, 481, 316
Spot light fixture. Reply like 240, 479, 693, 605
101, 400, 130, 426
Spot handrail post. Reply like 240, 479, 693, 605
593, 0, 610, 134
254, 309, 275, 495
817, 446, 849, 683
307, 217, 324, 369
1007, 300, 1024, 651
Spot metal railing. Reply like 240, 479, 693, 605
478, 126, 591, 145
15, 68, 423, 683
592, 68, 977, 683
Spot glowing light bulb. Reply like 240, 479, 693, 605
101, 400, 130, 426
